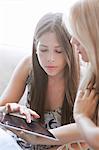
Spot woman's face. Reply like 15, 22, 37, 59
36, 32, 66, 77
71, 37, 89, 62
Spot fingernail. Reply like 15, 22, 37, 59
27, 118, 31, 123
37, 115, 40, 118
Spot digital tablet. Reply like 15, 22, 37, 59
0, 112, 58, 141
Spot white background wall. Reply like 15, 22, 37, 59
0, 0, 76, 50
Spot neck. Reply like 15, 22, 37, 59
45, 74, 65, 111
48, 72, 65, 83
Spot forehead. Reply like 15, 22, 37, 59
38, 32, 60, 44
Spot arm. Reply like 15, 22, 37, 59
74, 88, 99, 149
49, 123, 84, 145
0, 55, 32, 105
11, 123, 84, 145
75, 115, 99, 150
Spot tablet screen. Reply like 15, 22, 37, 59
0, 112, 57, 140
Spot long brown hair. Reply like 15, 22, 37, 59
29, 13, 78, 124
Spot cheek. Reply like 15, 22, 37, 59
59, 56, 66, 68
80, 47, 86, 56
80, 48, 89, 62
37, 53, 46, 66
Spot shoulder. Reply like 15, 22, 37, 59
20, 55, 32, 67
12, 55, 32, 80
17, 55, 32, 72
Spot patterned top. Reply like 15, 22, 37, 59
14, 108, 61, 150
15, 74, 62, 150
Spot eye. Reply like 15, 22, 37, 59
39, 49, 48, 52
55, 48, 64, 53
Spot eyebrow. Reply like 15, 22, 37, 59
39, 44, 62, 48
39, 44, 48, 48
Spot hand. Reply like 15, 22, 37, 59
57, 142, 89, 150
5, 103, 40, 123
73, 88, 98, 121
68, 141, 90, 150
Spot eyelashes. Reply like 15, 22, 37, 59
38, 49, 63, 54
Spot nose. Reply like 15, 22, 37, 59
70, 37, 80, 46
70, 37, 76, 45
48, 51, 55, 62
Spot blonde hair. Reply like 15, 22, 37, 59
67, 0, 99, 92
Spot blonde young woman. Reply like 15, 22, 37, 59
66, 0, 99, 149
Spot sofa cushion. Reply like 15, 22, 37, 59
0, 45, 31, 104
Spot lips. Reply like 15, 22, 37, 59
46, 65, 57, 70
46, 65, 57, 68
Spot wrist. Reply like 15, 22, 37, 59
74, 113, 88, 123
